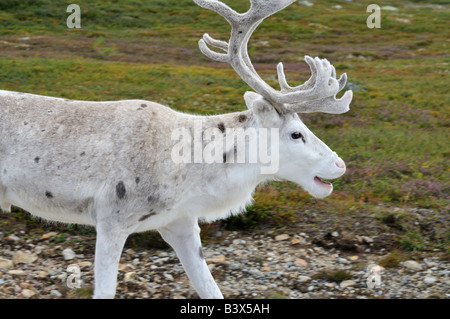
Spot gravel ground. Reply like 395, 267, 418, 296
0, 227, 448, 299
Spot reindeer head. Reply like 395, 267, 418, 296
194, 0, 352, 198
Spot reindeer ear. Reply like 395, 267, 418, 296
243, 91, 261, 110
244, 91, 281, 127
244, 91, 271, 114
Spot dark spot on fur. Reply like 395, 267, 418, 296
136, 107, 143, 111
135, 177, 140, 184
223, 152, 227, 163
80, 152, 86, 157
3, 169, 7, 174
34, 157, 40, 163
139, 212, 156, 222
152, 111, 156, 116
199, 246, 204, 259
116, 181, 126, 199
238, 30, 243, 34
141, 103, 147, 108
45, 191, 54, 199
23, 121, 28, 125
115, 210, 120, 214
238, 114, 247, 123
217, 122, 225, 133
147, 195, 153, 202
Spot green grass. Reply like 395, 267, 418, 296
0, 0, 448, 252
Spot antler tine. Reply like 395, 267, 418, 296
194, 0, 353, 115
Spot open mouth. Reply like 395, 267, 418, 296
314, 176, 332, 187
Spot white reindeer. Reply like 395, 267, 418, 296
0, 0, 352, 299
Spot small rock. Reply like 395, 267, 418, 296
423, 276, 437, 285
7, 234, 20, 242
403, 260, 423, 271
291, 238, 301, 245
77, 261, 92, 268
340, 280, 356, 289
21, 289, 35, 298
360, 236, 374, 244
261, 266, 271, 271
9, 269, 26, 276
50, 290, 63, 297
331, 231, 339, 237
295, 258, 308, 267
298, 276, 311, 282
337, 257, 348, 264
0, 257, 13, 269
41, 232, 58, 239
350, 256, 359, 261
275, 234, 290, 241
381, 5, 398, 11
62, 248, 76, 260
206, 255, 226, 264
118, 263, 135, 272
13, 251, 38, 265
299, 0, 313, 7
163, 273, 174, 281
124, 272, 137, 281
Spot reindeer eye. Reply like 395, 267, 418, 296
291, 132, 304, 141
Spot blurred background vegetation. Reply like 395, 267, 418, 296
0, 0, 448, 254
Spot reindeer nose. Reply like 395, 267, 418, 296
336, 158, 346, 169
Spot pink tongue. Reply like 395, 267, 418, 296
315, 176, 332, 186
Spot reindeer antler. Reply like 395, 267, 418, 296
194, 0, 353, 114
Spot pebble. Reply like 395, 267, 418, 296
0, 220, 448, 299
298, 276, 311, 283
403, 260, 423, 271
62, 248, 76, 260
13, 251, 38, 265
0, 257, 13, 269
41, 232, 58, 240
423, 276, 437, 285
275, 234, 290, 241
50, 290, 63, 297
340, 280, 357, 289
7, 234, 20, 242
21, 289, 35, 298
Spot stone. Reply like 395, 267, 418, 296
50, 290, 63, 297
124, 272, 137, 281
296, 258, 308, 267
9, 269, 26, 276
403, 260, 422, 271
275, 234, 290, 241
41, 232, 58, 239
291, 238, 301, 245
21, 289, 36, 298
331, 231, 339, 237
206, 255, 226, 264
381, 6, 398, 11
163, 273, 174, 281
77, 261, 92, 268
298, 276, 311, 283
62, 248, 76, 260
0, 257, 13, 269
7, 234, 20, 242
350, 256, 359, 261
299, 0, 314, 7
340, 280, 357, 289
12, 251, 38, 265
423, 276, 437, 285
